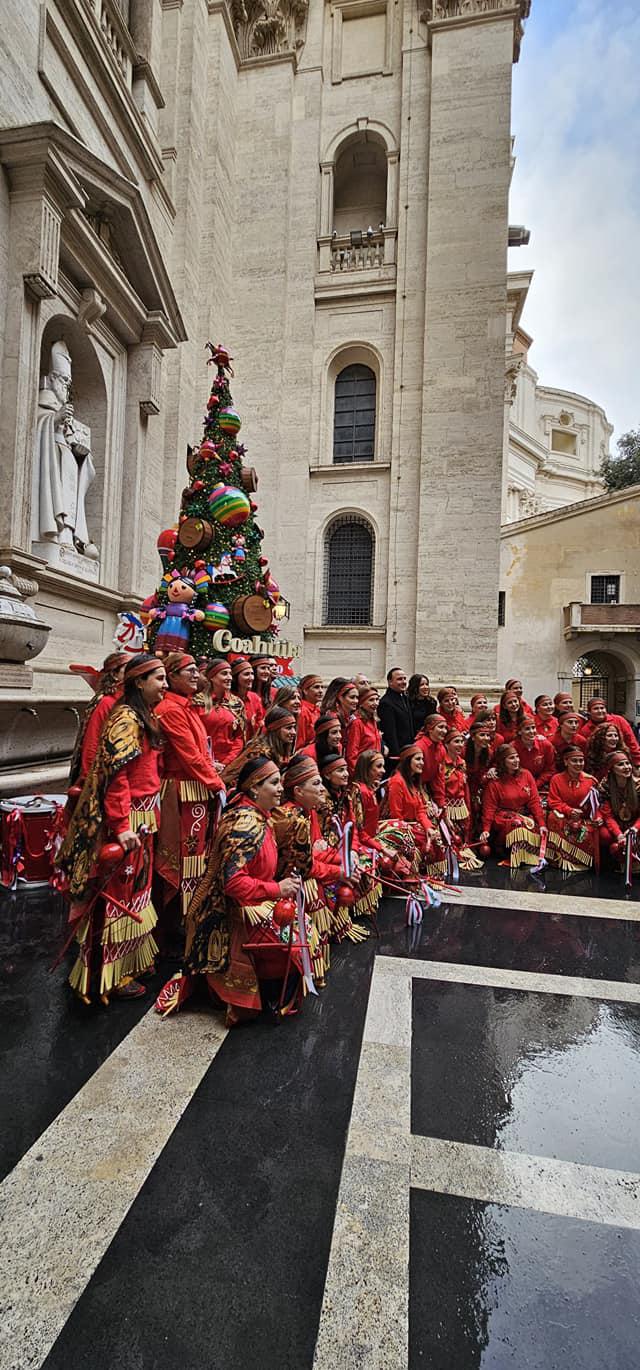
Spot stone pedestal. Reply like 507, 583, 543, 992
31, 541, 100, 583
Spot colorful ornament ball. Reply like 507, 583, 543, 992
204, 601, 230, 631
207, 483, 251, 527
218, 406, 242, 435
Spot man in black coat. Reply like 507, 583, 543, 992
378, 666, 413, 771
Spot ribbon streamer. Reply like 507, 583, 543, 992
531, 826, 548, 875
332, 817, 354, 880
625, 829, 635, 889
295, 881, 317, 996
1, 809, 26, 890
438, 817, 459, 884
405, 894, 423, 926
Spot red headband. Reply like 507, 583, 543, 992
399, 743, 422, 761
320, 756, 346, 779
266, 711, 295, 733
230, 656, 250, 676
167, 653, 195, 675
207, 659, 230, 678
315, 713, 339, 737
238, 759, 280, 791
337, 680, 356, 700
284, 755, 320, 790
125, 657, 163, 682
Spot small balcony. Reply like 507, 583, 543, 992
563, 602, 640, 639
315, 228, 397, 299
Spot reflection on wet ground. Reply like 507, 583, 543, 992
379, 902, 640, 982
410, 1190, 640, 1370
412, 979, 640, 1171
463, 862, 640, 903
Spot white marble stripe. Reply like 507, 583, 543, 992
0, 1008, 227, 1370
387, 884, 640, 921
411, 1135, 640, 1230
375, 954, 640, 1003
313, 960, 412, 1370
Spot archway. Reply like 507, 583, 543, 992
572, 650, 632, 716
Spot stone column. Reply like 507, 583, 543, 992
415, 2, 527, 688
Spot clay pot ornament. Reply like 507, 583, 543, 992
336, 884, 356, 907
478, 842, 492, 860
98, 842, 125, 868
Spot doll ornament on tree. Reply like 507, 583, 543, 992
148, 572, 206, 653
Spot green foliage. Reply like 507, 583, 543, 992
146, 346, 277, 660
600, 428, 640, 493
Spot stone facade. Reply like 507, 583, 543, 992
498, 485, 640, 721
0, 0, 530, 777
503, 273, 612, 523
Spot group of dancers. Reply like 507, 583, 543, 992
55, 653, 640, 1022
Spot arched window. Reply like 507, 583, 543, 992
323, 515, 374, 625
333, 364, 376, 464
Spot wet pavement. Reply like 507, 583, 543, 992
1, 865, 640, 1369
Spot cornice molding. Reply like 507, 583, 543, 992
421, 0, 531, 63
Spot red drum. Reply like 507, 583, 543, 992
0, 794, 66, 887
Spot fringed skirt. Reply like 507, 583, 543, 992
156, 778, 219, 919
207, 899, 307, 1015
547, 812, 595, 872
68, 795, 160, 999
493, 814, 543, 869
445, 798, 484, 872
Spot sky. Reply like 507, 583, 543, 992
508, 0, 640, 444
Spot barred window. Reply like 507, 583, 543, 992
590, 574, 620, 605
333, 364, 376, 464
323, 516, 374, 625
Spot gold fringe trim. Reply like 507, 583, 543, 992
100, 931, 159, 995
547, 832, 592, 870
130, 808, 158, 834
330, 903, 369, 943
457, 846, 484, 871
243, 901, 276, 926
178, 779, 211, 803
102, 898, 158, 946
506, 825, 542, 869
424, 858, 447, 878
446, 799, 469, 823
182, 853, 208, 880
353, 881, 382, 921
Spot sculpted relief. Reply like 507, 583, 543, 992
31, 340, 100, 574
229, 0, 309, 59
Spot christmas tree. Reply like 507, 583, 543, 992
145, 342, 285, 660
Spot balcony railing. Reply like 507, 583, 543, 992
83, 0, 135, 85
317, 228, 397, 277
564, 602, 640, 637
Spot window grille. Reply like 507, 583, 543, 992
498, 591, 506, 627
590, 575, 620, 605
323, 515, 374, 625
333, 364, 376, 464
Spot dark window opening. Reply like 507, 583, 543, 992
333, 364, 376, 464
323, 516, 374, 625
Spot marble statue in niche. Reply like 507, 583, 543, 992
31, 340, 100, 572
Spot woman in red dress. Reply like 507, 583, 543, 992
164, 756, 303, 1025
480, 743, 546, 869
465, 718, 495, 834
585, 722, 630, 781
437, 687, 467, 734
333, 680, 360, 752
553, 713, 584, 771
598, 751, 640, 875
156, 653, 225, 922
302, 712, 343, 767
57, 654, 167, 1004
296, 674, 325, 748
494, 690, 526, 744
351, 750, 419, 875
533, 694, 559, 741
504, 678, 534, 718
465, 692, 489, 728
203, 659, 246, 768
546, 746, 600, 872
273, 753, 335, 987
346, 686, 383, 774
222, 706, 297, 790
386, 743, 446, 878
68, 651, 129, 787
443, 730, 483, 870
415, 713, 448, 809
317, 754, 381, 936
514, 717, 556, 797
231, 657, 264, 738
251, 655, 276, 711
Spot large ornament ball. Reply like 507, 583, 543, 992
203, 601, 230, 631
199, 439, 217, 460
207, 483, 251, 527
218, 406, 242, 435
272, 897, 296, 927
336, 884, 356, 907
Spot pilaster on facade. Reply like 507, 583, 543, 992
421, 0, 531, 62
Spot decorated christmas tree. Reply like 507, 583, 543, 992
145, 342, 285, 660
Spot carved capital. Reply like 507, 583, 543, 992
421, 0, 530, 62
229, 0, 309, 59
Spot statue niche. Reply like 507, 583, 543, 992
31, 339, 100, 581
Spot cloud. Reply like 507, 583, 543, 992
508, 0, 640, 443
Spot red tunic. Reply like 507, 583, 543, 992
547, 770, 597, 817
481, 769, 545, 834
346, 716, 383, 774
297, 700, 320, 749
438, 707, 467, 734
415, 735, 446, 808
352, 781, 380, 840
239, 690, 265, 740
534, 713, 558, 742
204, 699, 244, 766
494, 717, 520, 744
577, 714, 640, 766
80, 693, 119, 779
444, 758, 471, 808
387, 772, 434, 837
514, 736, 555, 789
104, 737, 162, 836
157, 692, 223, 789
598, 800, 640, 843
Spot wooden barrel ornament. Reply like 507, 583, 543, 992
240, 466, 258, 493
232, 593, 273, 634
177, 516, 213, 551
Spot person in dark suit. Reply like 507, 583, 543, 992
378, 667, 413, 772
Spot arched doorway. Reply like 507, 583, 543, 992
572, 651, 630, 715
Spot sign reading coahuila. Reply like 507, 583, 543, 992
210, 629, 302, 658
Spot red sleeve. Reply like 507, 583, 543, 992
599, 800, 622, 840
547, 776, 572, 818
296, 703, 316, 749
524, 771, 545, 827
387, 778, 407, 821
575, 728, 591, 754
346, 718, 364, 775
81, 697, 113, 777
104, 766, 133, 835
617, 718, 640, 765
481, 779, 500, 830
312, 846, 342, 882
538, 740, 556, 789
427, 763, 445, 809
225, 869, 281, 903
159, 705, 223, 790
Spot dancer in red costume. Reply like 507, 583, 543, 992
480, 743, 546, 869
296, 675, 324, 748
231, 657, 264, 738
203, 659, 246, 768
546, 747, 600, 872
346, 685, 382, 774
